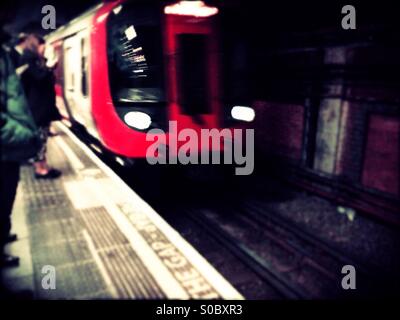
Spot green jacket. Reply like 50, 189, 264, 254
0, 46, 40, 162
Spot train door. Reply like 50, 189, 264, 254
164, 2, 221, 135
63, 30, 98, 138
45, 41, 69, 120
64, 36, 80, 122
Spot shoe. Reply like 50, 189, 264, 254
0, 254, 20, 268
35, 168, 62, 179
0, 233, 17, 245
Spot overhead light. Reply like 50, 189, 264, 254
124, 111, 152, 130
112, 5, 122, 15
164, 1, 219, 18
125, 25, 137, 41
231, 106, 255, 122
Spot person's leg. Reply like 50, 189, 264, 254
33, 126, 49, 175
33, 126, 61, 179
0, 161, 20, 267
0, 162, 19, 241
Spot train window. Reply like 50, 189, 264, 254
46, 44, 63, 86
107, 3, 165, 105
54, 45, 63, 86
65, 47, 74, 91
81, 37, 88, 97
177, 34, 209, 115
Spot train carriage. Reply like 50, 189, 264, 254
45, 0, 236, 162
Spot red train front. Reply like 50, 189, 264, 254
45, 0, 234, 162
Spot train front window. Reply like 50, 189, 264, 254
107, 3, 165, 104
178, 34, 209, 115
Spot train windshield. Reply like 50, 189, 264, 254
107, 3, 165, 104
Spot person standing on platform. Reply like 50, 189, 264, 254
19, 34, 62, 179
0, 29, 40, 268
8, 33, 29, 75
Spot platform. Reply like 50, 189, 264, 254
1, 123, 242, 300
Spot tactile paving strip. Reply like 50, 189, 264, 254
29, 218, 83, 247
79, 207, 165, 299
34, 261, 109, 299
19, 141, 165, 299
18, 143, 111, 298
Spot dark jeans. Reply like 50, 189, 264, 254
0, 161, 20, 251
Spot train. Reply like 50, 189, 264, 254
45, 0, 255, 165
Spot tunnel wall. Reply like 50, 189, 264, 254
253, 101, 304, 162
242, 39, 400, 223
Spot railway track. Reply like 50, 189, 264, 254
242, 201, 382, 276
187, 210, 310, 299
239, 201, 398, 297
186, 202, 395, 299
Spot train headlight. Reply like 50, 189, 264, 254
231, 106, 255, 122
124, 111, 152, 130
